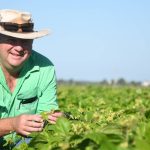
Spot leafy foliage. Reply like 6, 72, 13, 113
11, 85, 150, 149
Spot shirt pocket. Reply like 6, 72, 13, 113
16, 88, 39, 115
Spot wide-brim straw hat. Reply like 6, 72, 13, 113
0, 9, 49, 39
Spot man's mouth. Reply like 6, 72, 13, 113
10, 51, 25, 57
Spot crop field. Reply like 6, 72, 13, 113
13, 84, 150, 150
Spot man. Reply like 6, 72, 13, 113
0, 9, 62, 147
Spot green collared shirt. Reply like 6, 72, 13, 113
0, 50, 58, 143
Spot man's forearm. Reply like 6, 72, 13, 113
0, 117, 14, 137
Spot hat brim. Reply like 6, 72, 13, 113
0, 29, 49, 39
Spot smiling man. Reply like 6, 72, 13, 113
0, 9, 62, 148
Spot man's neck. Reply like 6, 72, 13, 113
1, 66, 20, 92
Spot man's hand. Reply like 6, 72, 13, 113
12, 114, 44, 136
48, 111, 63, 124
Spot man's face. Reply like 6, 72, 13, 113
0, 35, 33, 71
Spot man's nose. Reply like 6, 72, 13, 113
13, 40, 24, 50
14, 45, 24, 51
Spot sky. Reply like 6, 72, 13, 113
0, 0, 150, 82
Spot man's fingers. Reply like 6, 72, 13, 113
21, 130, 31, 136
51, 112, 63, 117
49, 120, 56, 124
27, 115, 43, 122
47, 112, 63, 124
26, 120, 44, 128
48, 115, 57, 122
